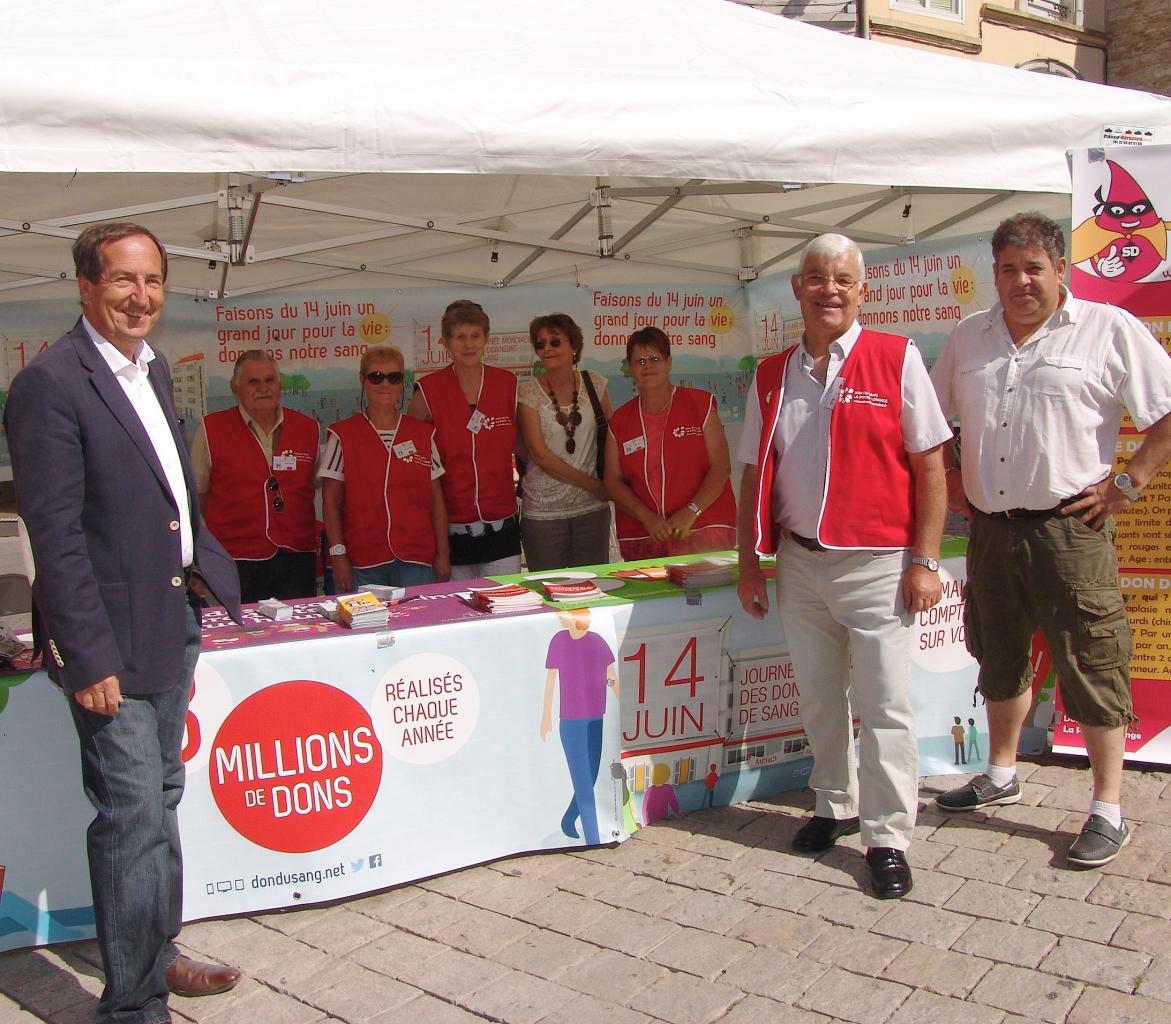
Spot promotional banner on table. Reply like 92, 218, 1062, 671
0, 562, 982, 951
1061, 145, 1171, 763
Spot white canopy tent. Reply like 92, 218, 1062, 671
2, 0, 1170, 300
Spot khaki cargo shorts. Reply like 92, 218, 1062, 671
964, 511, 1133, 728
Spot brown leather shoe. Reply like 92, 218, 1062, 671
165, 955, 241, 997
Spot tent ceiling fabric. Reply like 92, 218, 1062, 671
1, 0, 1168, 297
0, 172, 1068, 298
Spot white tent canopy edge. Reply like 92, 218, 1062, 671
1, 0, 1169, 298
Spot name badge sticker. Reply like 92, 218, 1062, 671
392, 440, 418, 459
271, 454, 297, 472
623, 436, 647, 456
466, 409, 485, 434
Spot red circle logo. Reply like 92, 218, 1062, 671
209, 680, 383, 853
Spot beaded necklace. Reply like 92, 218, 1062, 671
543, 371, 582, 454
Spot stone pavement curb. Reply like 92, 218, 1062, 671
3, 760, 1171, 1024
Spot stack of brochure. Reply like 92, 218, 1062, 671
542, 579, 606, 602
667, 560, 734, 589
336, 591, 390, 629
467, 583, 544, 613
611, 566, 668, 581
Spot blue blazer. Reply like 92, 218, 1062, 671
5, 321, 241, 695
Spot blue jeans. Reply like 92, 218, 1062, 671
352, 560, 433, 588
559, 717, 603, 845
68, 599, 202, 1024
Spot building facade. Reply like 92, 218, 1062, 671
1107, 1, 1171, 96
740, 1, 1110, 83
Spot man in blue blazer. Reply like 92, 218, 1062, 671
5, 223, 243, 1024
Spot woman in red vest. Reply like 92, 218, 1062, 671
407, 300, 521, 580
604, 326, 736, 561
322, 345, 450, 591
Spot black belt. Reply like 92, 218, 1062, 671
788, 531, 827, 552
448, 513, 518, 537
978, 504, 1066, 520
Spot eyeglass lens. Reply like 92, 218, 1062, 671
803, 272, 859, 290
266, 475, 285, 512
365, 371, 404, 384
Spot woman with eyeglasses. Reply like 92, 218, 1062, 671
605, 326, 737, 561
407, 300, 521, 580
517, 313, 614, 571
321, 345, 450, 591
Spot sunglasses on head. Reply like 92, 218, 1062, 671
365, 370, 404, 385
533, 337, 564, 352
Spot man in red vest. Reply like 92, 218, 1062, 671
737, 233, 950, 899
192, 350, 320, 603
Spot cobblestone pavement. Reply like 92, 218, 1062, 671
5, 759, 1171, 1024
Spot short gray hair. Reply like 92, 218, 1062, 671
796, 233, 866, 280
231, 350, 278, 384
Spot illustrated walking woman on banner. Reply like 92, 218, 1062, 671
539, 608, 619, 845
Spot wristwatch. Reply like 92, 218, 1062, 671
686, 502, 702, 516
911, 556, 939, 572
1113, 472, 1140, 501
328, 543, 347, 557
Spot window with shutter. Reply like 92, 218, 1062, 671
892, 0, 963, 17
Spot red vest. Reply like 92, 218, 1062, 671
608, 387, 737, 543
328, 414, 437, 568
415, 364, 517, 524
751, 330, 915, 554
203, 407, 318, 559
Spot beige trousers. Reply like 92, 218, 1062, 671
776, 538, 918, 850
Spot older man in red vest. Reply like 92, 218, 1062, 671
192, 350, 320, 603
737, 233, 950, 900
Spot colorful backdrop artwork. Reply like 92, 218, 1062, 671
1, 224, 1015, 475
1061, 144, 1171, 764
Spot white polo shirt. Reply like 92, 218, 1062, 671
930, 290, 1171, 513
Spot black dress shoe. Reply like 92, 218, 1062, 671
866, 847, 913, 899
792, 814, 861, 853
165, 955, 241, 997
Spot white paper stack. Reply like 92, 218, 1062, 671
667, 560, 734, 589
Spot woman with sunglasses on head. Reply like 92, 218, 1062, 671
518, 313, 614, 571
321, 345, 450, 592
407, 300, 521, 580
605, 326, 737, 561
